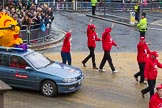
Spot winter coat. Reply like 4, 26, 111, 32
144, 57, 162, 80
87, 24, 101, 48
61, 32, 71, 53
137, 18, 147, 32
102, 28, 117, 51
137, 41, 151, 63
149, 93, 162, 108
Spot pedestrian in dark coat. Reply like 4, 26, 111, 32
99, 23, 119, 73
61, 32, 72, 65
141, 51, 162, 98
82, 19, 101, 69
134, 37, 151, 83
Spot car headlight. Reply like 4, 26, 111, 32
63, 78, 77, 83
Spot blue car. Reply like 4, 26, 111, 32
0, 47, 84, 97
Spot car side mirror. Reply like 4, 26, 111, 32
25, 66, 33, 71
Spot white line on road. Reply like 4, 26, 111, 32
148, 27, 162, 30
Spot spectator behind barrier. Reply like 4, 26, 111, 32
2, 1, 54, 30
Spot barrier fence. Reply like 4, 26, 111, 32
40, 1, 162, 11
20, 24, 52, 45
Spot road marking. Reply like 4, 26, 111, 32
148, 27, 162, 30
150, 20, 162, 26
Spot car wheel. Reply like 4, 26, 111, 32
41, 80, 57, 97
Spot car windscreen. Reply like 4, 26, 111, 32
25, 52, 51, 69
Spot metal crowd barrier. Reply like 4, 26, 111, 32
19, 24, 52, 45
40, 1, 162, 11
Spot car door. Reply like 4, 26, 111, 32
0, 53, 9, 83
8, 55, 38, 90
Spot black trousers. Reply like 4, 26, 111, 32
92, 6, 96, 15
140, 31, 146, 38
134, 62, 145, 83
135, 12, 140, 22
141, 80, 156, 98
82, 47, 96, 67
99, 51, 115, 71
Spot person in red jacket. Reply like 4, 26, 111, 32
149, 84, 162, 108
61, 32, 72, 65
134, 37, 151, 83
82, 19, 101, 69
99, 23, 119, 73
141, 51, 162, 98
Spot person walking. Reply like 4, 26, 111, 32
134, 37, 151, 84
91, 0, 97, 15
141, 51, 162, 98
149, 84, 162, 108
61, 31, 72, 65
82, 19, 101, 69
99, 23, 119, 73
134, 2, 140, 23
137, 12, 148, 38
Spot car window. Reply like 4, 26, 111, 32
25, 52, 50, 69
10, 55, 29, 69
0, 53, 9, 67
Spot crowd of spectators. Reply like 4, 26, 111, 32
1, 0, 54, 30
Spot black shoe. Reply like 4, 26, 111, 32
93, 67, 98, 70
82, 62, 87, 67
134, 74, 138, 82
140, 82, 147, 85
141, 91, 145, 98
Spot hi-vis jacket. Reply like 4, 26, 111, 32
134, 5, 140, 12
137, 18, 147, 32
91, 0, 97, 6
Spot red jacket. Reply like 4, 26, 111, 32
144, 57, 162, 80
102, 28, 117, 51
87, 24, 101, 48
137, 41, 151, 63
61, 32, 71, 53
149, 93, 162, 108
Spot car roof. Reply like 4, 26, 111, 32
0, 48, 34, 56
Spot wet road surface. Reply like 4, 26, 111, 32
4, 11, 162, 108
5, 52, 162, 108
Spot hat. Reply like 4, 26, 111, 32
151, 51, 158, 57
90, 24, 96, 29
140, 37, 145, 40
156, 84, 162, 90
142, 12, 146, 17
65, 32, 71, 39
105, 28, 112, 33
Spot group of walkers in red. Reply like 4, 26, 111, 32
60, 18, 162, 107
81, 19, 119, 73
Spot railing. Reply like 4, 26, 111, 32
20, 24, 52, 45
39, 1, 162, 11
